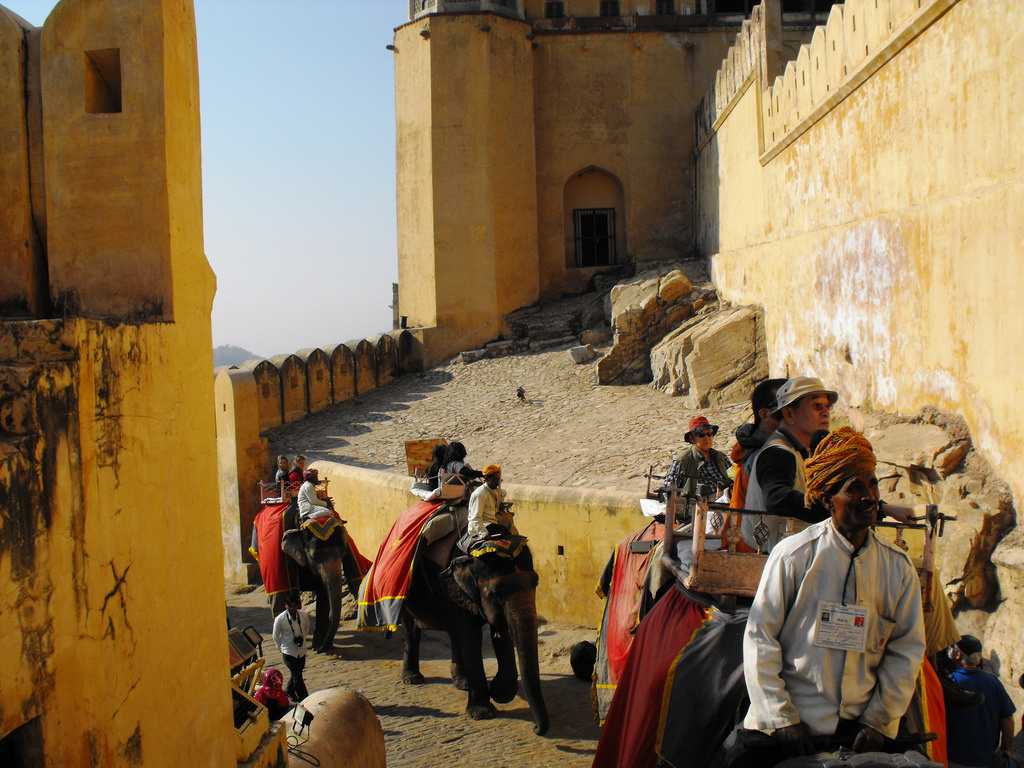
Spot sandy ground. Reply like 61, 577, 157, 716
227, 586, 600, 767
269, 345, 751, 494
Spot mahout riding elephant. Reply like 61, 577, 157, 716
400, 540, 550, 735
278, 513, 364, 653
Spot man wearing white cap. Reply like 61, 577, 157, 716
741, 377, 837, 551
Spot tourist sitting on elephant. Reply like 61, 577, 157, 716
273, 454, 291, 483
661, 416, 732, 508
426, 443, 449, 491
288, 454, 307, 483
442, 442, 484, 485
463, 465, 516, 549
298, 468, 335, 520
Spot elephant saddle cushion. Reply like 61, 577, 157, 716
300, 511, 343, 542
357, 499, 446, 631
466, 534, 528, 562
253, 503, 292, 596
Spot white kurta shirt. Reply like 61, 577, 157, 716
297, 480, 331, 519
743, 519, 925, 739
467, 484, 506, 541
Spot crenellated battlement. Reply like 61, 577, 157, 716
697, 0, 957, 158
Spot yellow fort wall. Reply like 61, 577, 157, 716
0, 0, 248, 763
312, 461, 642, 627
394, 14, 539, 364
533, 27, 735, 297
696, 0, 1023, 506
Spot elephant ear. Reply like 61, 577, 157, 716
281, 529, 310, 570
446, 557, 484, 616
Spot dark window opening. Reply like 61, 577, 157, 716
0, 718, 44, 768
600, 1, 620, 17
84, 48, 121, 114
814, 0, 839, 11
573, 208, 616, 268
656, 0, 676, 13
782, 0, 810, 11
544, 1, 565, 17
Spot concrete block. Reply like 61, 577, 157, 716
461, 349, 487, 363
580, 328, 612, 346
485, 340, 517, 357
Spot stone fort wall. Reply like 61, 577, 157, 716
215, 331, 425, 583
695, 0, 1023, 687
0, 0, 273, 764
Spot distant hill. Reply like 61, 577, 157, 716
214, 345, 259, 368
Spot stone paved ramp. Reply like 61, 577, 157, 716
228, 588, 599, 767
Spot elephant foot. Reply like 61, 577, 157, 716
466, 702, 497, 721
402, 670, 425, 685
489, 676, 518, 704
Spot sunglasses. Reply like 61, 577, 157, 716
691, 428, 715, 437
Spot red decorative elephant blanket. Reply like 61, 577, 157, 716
357, 499, 445, 632
252, 503, 291, 596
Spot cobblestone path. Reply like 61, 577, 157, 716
228, 587, 600, 767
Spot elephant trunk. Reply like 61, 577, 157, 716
504, 588, 549, 736
315, 558, 344, 652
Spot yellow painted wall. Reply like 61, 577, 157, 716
272, 354, 307, 424
353, 340, 378, 396
247, 360, 283, 434
697, 0, 1024, 508
373, 335, 397, 388
327, 343, 355, 404
0, 1, 238, 762
394, 14, 539, 363
0, 9, 45, 318
298, 348, 331, 414
312, 461, 642, 627
533, 28, 735, 298
216, 368, 266, 584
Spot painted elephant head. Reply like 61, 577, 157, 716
281, 524, 360, 652
449, 546, 549, 735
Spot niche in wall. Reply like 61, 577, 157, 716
84, 48, 121, 113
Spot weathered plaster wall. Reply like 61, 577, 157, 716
394, 14, 539, 363
0, 9, 46, 318
272, 354, 307, 424
352, 339, 378, 396
533, 27, 735, 297
312, 461, 642, 627
297, 348, 331, 415
372, 335, 397, 388
326, 343, 355, 404
247, 359, 283, 434
215, 368, 264, 584
696, 0, 1023, 696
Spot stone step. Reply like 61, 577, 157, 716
529, 335, 578, 352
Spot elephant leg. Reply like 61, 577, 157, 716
270, 591, 287, 620
452, 620, 495, 720
340, 546, 363, 598
312, 585, 329, 651
488, 626, 519, 704
449, 630, 469, 691
401, 613, 425, 685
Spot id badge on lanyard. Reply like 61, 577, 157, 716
813, 601, 869, 653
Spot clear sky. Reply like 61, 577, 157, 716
6, 0, 406, 357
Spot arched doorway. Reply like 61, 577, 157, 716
563, 167, 626, 269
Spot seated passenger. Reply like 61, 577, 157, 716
253, 668, 291, 722
425, 444, 449, 491
661, 416, 732, 502
297, 468, 333, 520
288, 454, 307, 483
443, 442, 483, 484
737, 428, 925, 764
274, 454, 290, 483
465, 465, 514, 546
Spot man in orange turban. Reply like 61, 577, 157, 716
741, 427, 926, 763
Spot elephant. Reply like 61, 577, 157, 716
400, 539, 550, 735
278, 515, 364, 653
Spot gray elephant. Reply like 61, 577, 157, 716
277, 513, 364, 653
400, 539, 550, 735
